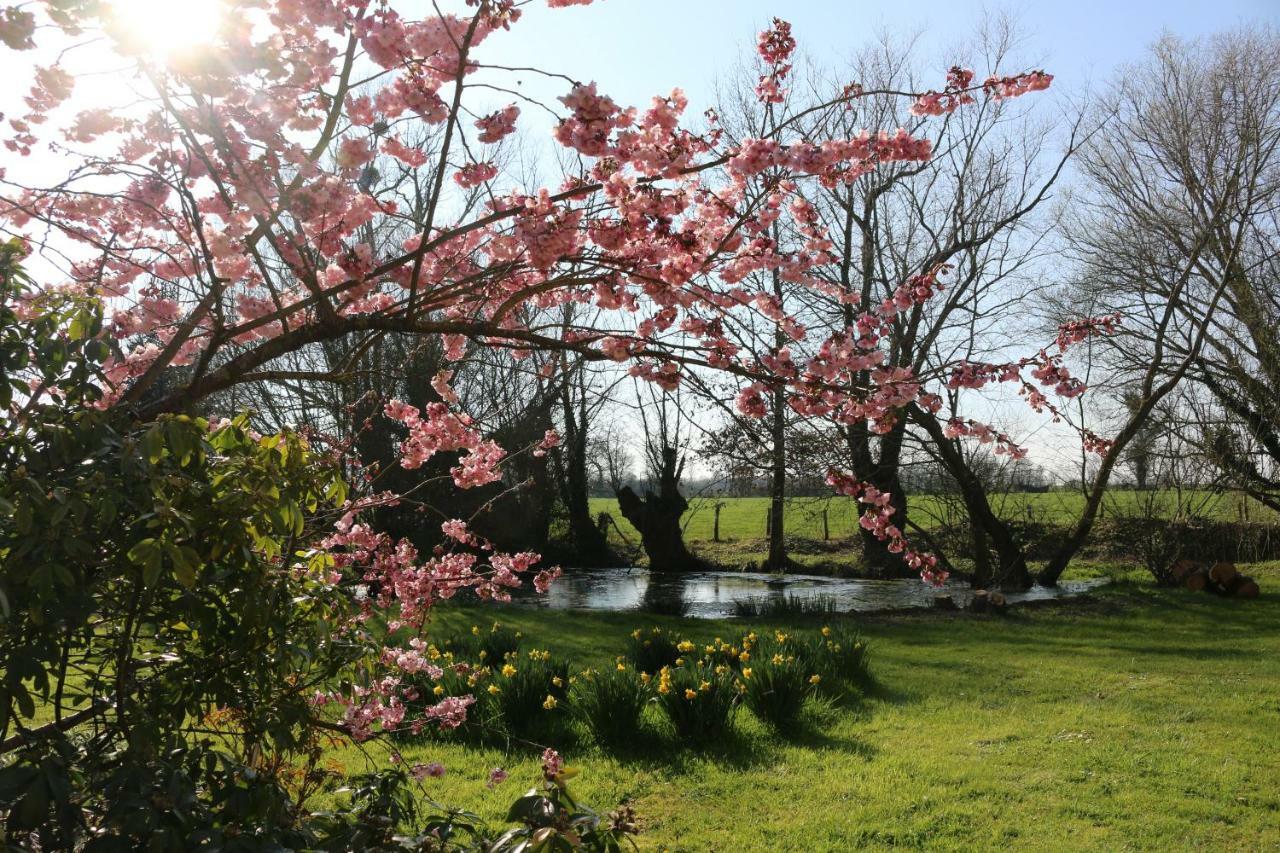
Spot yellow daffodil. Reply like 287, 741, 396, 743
809, 674, 821, 684
542, 695, 557, 710
684, 688, 697, 700
501, 664, 516, 677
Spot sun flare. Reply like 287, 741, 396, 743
107, 0, 225, 62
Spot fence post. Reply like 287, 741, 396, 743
822, 508, 829, 541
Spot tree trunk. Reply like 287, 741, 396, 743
846, 421, 913, 577
911, 407, 1033, 589
557, 384, 615, 566
970, 517, 993, 590
615, 445, 708, 572
763, 382, 793, 572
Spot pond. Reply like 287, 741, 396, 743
506, 567, 1108, 619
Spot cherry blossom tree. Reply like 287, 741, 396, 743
0, 0, 1082, 770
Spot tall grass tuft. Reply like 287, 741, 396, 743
731, 594, 840, 620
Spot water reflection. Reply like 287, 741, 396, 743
505, 568, 1107, 620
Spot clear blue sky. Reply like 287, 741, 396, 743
485, 0, 1278, 115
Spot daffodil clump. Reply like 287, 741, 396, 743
475, 647, 571, 739
803, 624, 870, 695
736, 630, 819, 731
402, 642, 569, 742
568, 657, 653, 745
655, 659, 738, 743
624, 626, 682, 675
399, 623, 868, 749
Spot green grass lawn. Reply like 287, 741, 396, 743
325, 562, 1280, 851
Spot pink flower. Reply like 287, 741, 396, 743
424, 695, 476, 730
533, 567, 562, 593
431, 369, 459, 404
441, 519, 474, 544
486, 767, 508, 789
336, 137, 374, 169
411, 762, 445, 780
0, 7, 36, 50
382, 136, 428, 167
541, 748, 564, 778
454, 161, 498, 188
475, 104, 519, 143
735, 384, 768, 419
756, 18, 795, 66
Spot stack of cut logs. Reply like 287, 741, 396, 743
966, 589, 1007, 613
1171, 559, 1260, 599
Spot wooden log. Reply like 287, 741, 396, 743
1169, 559, 1198, 581
933, 594, 958, 611
1234, 577, 1260, 599
989, 591, 1008, 612
1186, 571, 1210, 592
969, 590, 990, 613
1209, 562, 1238, 585
1223, 575, 1249, 597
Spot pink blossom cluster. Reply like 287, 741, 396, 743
0, 7, 36, 51
825, 471, 949, 586
1055, 313, 1121, 351
454, 161, 499, 188
984, 70, 1054, 99
942, 418, 1028, 459
909, 66, 977, 116
475, 104, 520, 143
754, 19, 796, 104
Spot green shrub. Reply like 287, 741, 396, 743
569, 659, 653, 746
656, 660, 738, 744
624, 627, 682, 674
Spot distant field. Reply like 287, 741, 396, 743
589, 490, 1274, 545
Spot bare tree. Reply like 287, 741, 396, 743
798, 21, 1074, 585
616, 383, 709, 572
1042, 24, 1279, 583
